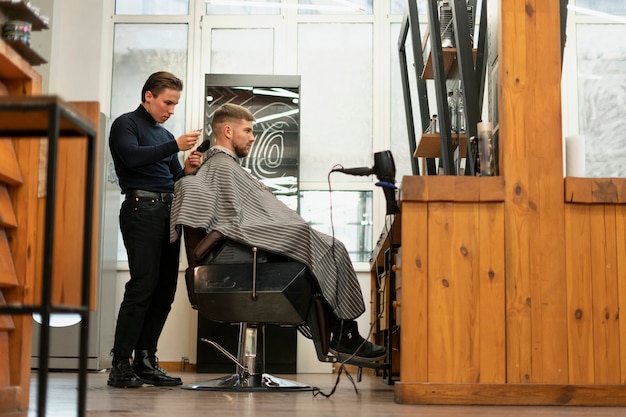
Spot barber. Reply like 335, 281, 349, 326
108, 71, 203, 388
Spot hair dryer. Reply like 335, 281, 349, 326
333, 150, 400, 215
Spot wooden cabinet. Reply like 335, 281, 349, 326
369, 215, 401, 383
392, 177, 626, 405
395, 176, 507, 397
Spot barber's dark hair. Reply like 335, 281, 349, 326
211, 103, 255, 129
141, 71, 183, 102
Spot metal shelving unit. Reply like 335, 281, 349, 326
401, 0, 488, 176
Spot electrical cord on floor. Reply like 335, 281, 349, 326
311, 171, 393, 399
312, 306, 386, 399
312, 362, 358, 398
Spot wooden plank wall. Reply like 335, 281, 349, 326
399, 176, 506, 384
427, 201, 506, 382
565, 177, 626, 385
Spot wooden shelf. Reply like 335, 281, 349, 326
3, 38, 46, 65
421, 48, 477, 80
0, 0, 49, 66
0, 96, 96, 137
413, 133, 467, 158
0, 0, 49, 30
0, 38, 40, 79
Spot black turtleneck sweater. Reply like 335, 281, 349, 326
109, 104, 184, 194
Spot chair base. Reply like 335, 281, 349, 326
182, 373, 313, 391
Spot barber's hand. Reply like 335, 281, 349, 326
176, 130, 202, 151
183, 150, 203, 175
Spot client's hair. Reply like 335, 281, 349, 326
211, 103, 255, 129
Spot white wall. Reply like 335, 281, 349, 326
33, 0, 107, 101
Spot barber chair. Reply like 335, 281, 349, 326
182, 227, 338, 391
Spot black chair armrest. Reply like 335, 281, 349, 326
192, 230, 226, 261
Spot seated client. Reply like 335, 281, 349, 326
169, 103, 386, 362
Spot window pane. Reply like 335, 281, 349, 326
111, 24, 188, 132
300, 191, 373, 263
576, 24, 626, 177
115, 0, 189, 15
391, 0, 427, 15
297, 0, 372, 15
297, 23, 373, 182
391, 0, 404, 14
206, 0, 280, 15
575, 1, 626, 15
210, 29, 274, 74
111, 23, 189, 261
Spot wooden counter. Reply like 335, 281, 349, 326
391, 175, 626, 405
387, 0, 616, 405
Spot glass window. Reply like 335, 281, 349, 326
575, 1, 626, 15
206, 0, 280, 15
297, 0, 372, 15
116, 0, 189, 15
576, 24, 626, 177
391, 0, 427, 15
111, 24, 188, 132
210, 29, 274, 74
297, 23, 373, 182
390, 0, 405, 15
111, 23, 189, 261
299, 190, 373, 263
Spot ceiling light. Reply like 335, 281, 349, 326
254, 108, 299, 123
252, 88, 300, 99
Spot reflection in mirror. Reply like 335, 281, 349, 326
205, 74, 301, 210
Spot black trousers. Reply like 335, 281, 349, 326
112, 197, 180, 359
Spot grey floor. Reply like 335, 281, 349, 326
27, 370, 626, 417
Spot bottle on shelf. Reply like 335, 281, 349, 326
447, 91, 457, 133
477, 121, 495, 176
429, 114, 438, 133
457, 91, 466, 133
467, 5, 475, 46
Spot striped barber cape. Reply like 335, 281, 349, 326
169, 147, 366, 320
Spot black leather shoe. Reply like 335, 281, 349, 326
329, 320, 387, 362
108, 358, 144, 388
133, 350, 183, 386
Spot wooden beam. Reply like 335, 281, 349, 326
499, 0, 568, 384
